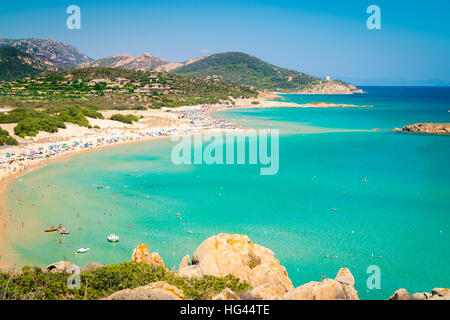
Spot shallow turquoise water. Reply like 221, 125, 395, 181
2, 87, 450, 299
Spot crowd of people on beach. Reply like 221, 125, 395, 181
0, 104, 241, 181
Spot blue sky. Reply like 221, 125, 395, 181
1, 0, 449, 85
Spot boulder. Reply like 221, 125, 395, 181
177, 265, 204, 279
192, 234, 294, 295
179, 254, 191, 270
431, 288, 450, 300
282, 281, 316, 300
389, 289, 412, 300
102, 281, 184, 300
392, 288, 450, 300
334, 267, 359, 300
131, 244, 164, 266
46, 261, 78, 274
249, 284, 283, 300
282, 268, 359, 300
411, 292, 432, 300
212, 288, 241, 300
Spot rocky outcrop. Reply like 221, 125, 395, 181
36, 234, 449, 301
131, 244, 164, 266
177, 265, 204, 279
212, 288, 241, 300
249, 283, 283, 300
403, 123, 450, 135
179, 254, 191, 270
296, 80, 363, 95
102, 281, 184, 300
389, 288, 450, 300
282, 268, 359, 300
191, 234, 294, 296
46, 261, 78, 273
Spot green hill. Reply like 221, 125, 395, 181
0, 46, 59, 81
173, 52, 321, 91
0, 66, 257, 109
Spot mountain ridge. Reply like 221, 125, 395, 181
0, 38, 91, 65
80, 52, 168, 70
0, 38, 361, 93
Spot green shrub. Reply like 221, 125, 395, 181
0, 262, 250, 300
0, 128, 18, 145
110, 114, 139, 124
81, 107, 104, 119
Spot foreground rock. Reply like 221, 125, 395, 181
389, 288, 450, 300
103, 281, 184, 300
177, 265, 204, 279
178, 254, 191, 270
212, 288, 241, 300
403, 123, 450, 135
131, 244, 164, 266
191, 234, 294, 296
282, 268, 359, 300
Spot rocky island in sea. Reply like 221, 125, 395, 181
402, 123, 450, 134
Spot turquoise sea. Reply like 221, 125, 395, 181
2, 86, 450, 299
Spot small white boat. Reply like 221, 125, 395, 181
77, 248, 90, 254
107, 234, 119, 242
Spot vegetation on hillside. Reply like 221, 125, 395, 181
174, 52, 321, 91
0, 262, 250, 300
0, 67, 257, 109
0, 128, 18, 145
0, 46, 59, 82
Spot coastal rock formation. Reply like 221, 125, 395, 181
249, 284, 283, 300
403, 123, 450, 134
388, 289, 412, 300
46, 261, 78, 273
296, 80, 363, 95
102, 281, 184, 300
131, 244, 164, 266
212, 288, 241, 300
177, 265, 204, 279
282, 268, 359, 300
389, 288, 450, 300
179, 254, 191, 270
191, 233, 294, 295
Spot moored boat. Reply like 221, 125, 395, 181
58, 228, 70, 235
107, 233, 119, 242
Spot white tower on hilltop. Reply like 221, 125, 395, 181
326, 75, 330, 81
